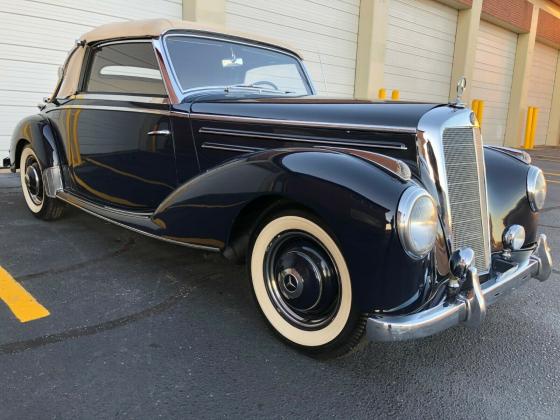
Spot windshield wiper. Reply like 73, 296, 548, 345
224, 84, 295, 95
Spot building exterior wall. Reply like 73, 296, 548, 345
2, 0, 560, 161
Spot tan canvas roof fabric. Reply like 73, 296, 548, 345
55, 19, 302, 99
79, 19, 302, 58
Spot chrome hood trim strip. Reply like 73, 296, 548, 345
192, 113, 417, 134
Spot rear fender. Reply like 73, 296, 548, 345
9, 114, 63, 171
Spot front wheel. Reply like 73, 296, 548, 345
249, 211, 366, 358
20, 145, 65, 220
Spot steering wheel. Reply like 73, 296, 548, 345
252, 80, 279, 90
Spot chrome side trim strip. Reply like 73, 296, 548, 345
201, 142, 264, 153
147, 129, 171, 136
57, 191, 220, 252
198, 126, 410, 148
71, 93, 169, 104
195, 114, 416, 134
45, 105, 171, 116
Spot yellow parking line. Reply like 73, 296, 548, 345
547, 179, 560, 184
544, 172, 560, 177
0, 266, 50, 322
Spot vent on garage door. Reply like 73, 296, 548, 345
225, 0, 360, 98
384, 0, 458, 103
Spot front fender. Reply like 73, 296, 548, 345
154, 148, 427, 312
9, 114, 62, 171
484, 147, 538, 250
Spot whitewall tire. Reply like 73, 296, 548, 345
19, 145, 65, 220
250, 212, 365, 356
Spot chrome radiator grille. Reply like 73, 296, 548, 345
442, 127, 491, 273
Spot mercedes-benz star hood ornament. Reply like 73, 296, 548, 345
454, 76, 467, 108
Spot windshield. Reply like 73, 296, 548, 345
164, 35, 312, 96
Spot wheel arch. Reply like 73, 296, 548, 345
9, 114, 62, 172
153, 147, 422, 312
223, 194, 321, 263
12, 138, 30, 170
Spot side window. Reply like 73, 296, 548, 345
85, 42, 166, 96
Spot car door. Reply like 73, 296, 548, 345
50, 40, 178, 212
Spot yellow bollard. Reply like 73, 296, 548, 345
472, 99, 479, 116
524, 107, 535, 149
378, 88, 387, 100
391, 90, 400, 100
476, 100, 485, 126
530, 108, 539, 149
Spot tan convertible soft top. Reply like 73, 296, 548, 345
54, 18, 302, 99
80, 19, 302, 58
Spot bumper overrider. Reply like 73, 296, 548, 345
367, 234, 553, 341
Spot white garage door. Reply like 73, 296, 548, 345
527, 42, 559, 146
384, 0, 458, 102
0, 0, 182, 160
226, 0, 360, 98
470, 20, 518, 146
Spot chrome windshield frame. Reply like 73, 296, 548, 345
155, 32, 316, 103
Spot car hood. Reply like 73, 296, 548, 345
186, 96, 441, 130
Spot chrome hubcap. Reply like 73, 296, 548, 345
24, 157, 43, 206
263, 231, 341, 330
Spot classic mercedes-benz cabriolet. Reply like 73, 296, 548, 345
9, 19, 552, 357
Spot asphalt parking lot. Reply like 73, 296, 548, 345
0, 148, 559, 419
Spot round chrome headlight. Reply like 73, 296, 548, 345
527, 166, 546, 211
397, 187, 438, 259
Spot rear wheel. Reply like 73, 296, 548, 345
249, 211, 366, 358
20, 145, 65, 220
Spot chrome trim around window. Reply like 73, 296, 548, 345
196, 115, 416, 135
71, 93, 170, 104
45, 105, 171, 116
159, 32, 316, 101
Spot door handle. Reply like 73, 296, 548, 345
147, 129, 171, 136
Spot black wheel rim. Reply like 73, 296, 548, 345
24, 155, 43, 206
263, 231, 341, 330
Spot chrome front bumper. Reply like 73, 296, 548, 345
367, 234, 553, 342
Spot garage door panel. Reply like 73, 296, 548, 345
0, 62, 59, 93
226, 0, 359, 98
528, 42, 559, 145
0, 91, 53, 108
0, 45, 67, 67
229, 0, 358, 36
471, 20, 518, 145
385, 51, 453, 77
0, 12, 91, 51
384, 73, 452, 97
387, 25, 456, 59
31, 0, 182, 20
390, 0, 457, 29
384, 0, 458, 103
0, 106, 38, 137
0, 0, 183, 157
0, 135, 10, 157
